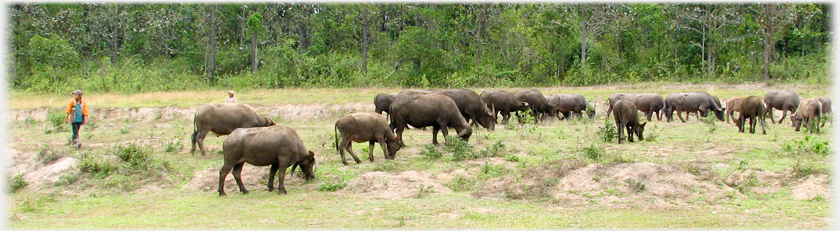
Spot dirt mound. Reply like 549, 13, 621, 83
792, 174, 832, 200
183, 165, 308, 193
336, 171, 452, 199
474, 161, 736, 208
7, 148, 80, 191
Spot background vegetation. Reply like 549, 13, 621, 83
8, 3, 832, 94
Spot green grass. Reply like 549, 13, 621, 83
6, 83, 832, 229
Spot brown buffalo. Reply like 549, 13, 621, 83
734, 96, 766, 135
606, 93, 638, 116
663, 92, 725, 123
191, 103, 276, 156
373, 93, 398, 114
389, 91, 472, 146
334, 112, 400, 165
479, 90, 530, 124
763, 90, 800, 124
792, 98, 822, 132
218, 125, 317, 196
817, 96, 832, 126
434, 89, 496, 131
513, 89, 555, 122
633, 93, 665, 121
724, 97, 745, 123
613, 100, 647, 143
546, 93, 594, 120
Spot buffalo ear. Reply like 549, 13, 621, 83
308, 150, 316, 158
640, 122, 647, 128
265, 117, 276, 126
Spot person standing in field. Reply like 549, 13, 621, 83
65, 90, 89, 147
226, 90, 237, 103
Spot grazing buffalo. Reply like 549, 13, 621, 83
218, 125, 317, 196
434, 89, 496, 131
606, 93, 638, 116
191, 103, 276, 156
612, 100, 647, 144
334, 112, 401, 165
763, 90, 800, 124
633, 93, 665, 121
817, 96, 832, 126
734, 96, 766, 135
724, 97, 745, 123
546, 93, 594, 120
664, 92, 725, 123
479, 90, 530, 124
373, 93, 398, 114
513, 89, 555, 122
389, 91, 472, 146
792, 98, 822, 132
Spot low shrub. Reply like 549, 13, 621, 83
8, 174, 28, 193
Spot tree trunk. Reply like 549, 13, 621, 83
251, 30, 258, 73
362, 7, 369, 74
763, 4, 776, 82
111, 4, 119, 64
209, 4, 217, 83
580, 5, 587, 72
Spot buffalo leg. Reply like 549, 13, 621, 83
765, 107, 776, 124
376, 136, 389, 160
275, 164, 288, 194
345, 143, 362, 164
368, 141, 376, 162
231, 163, 248, 194
267, 164, 279, 191
218, 164, 233, 196
645, 111, 653, 122
194, 130, 211, 156
677, 110, 687, 123
395, 125, 406, 147
338, 137, 361, 165
615, 118, 625, 144
779, 110, 789, 125
750, 116, 758, 134
626, 124, 635, 142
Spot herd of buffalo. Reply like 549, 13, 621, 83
186, 88, 831, 196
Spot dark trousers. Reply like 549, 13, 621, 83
71, 122, 82, 141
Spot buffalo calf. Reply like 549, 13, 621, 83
613, 100, 647, 143
219, 125, 317, 196
334, 112, 401, 165
792, 98, 822, 133
735, 96, 766, 135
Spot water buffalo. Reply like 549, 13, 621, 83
218, 125, 317, 196
734, 96, 766, 135
792, 98, 822, 132
612, 100, 647, 143
546, 93, 594, 120
434, 89, 496, 131
606, 93, 637, 116
513, 89, 555, 122
373, 93, 398, 114
818, 96, 832, 126
191, 103, 276, 156
724, 97, 744, 123
633, 93, 665, 121
763, 90, 800, 124
664, 92, 725, 123
389, 91, 472, 146
334, 112, 400, 165
479, 90, 530, 124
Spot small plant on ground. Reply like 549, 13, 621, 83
445, 174, 478, 192
783, 135, 831, 156
416, 184, 435, 198
37, 146, 62, 165
583, 144, 606, 162
700, 115, 717, 134
597, 119, 617, 142
318, 178, 347, 192
163, 136, 183, 153
8, 174, 28, 193
79, 151, 117, 179
419, 144, 443, 159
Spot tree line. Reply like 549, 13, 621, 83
8, 3, 831, 93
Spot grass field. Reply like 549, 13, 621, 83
5, 82, 833, 229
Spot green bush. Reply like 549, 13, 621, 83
79, 151, 117, 179
318, 179, 347, 192
597, 119, 617, 142
445, 174, 478, 192
8, 174, 28, 193
784, 135, 831, 156
419, 144, 444, 159
47, 110, 67, 131
163, 136, 183, 153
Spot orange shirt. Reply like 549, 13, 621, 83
66, 99, 89, 116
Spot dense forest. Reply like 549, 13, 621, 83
7, 3, 832, 93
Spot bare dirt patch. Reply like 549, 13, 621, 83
183, 165, 309, 193
335, 170, 452, 199
7, 148, 79, 191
